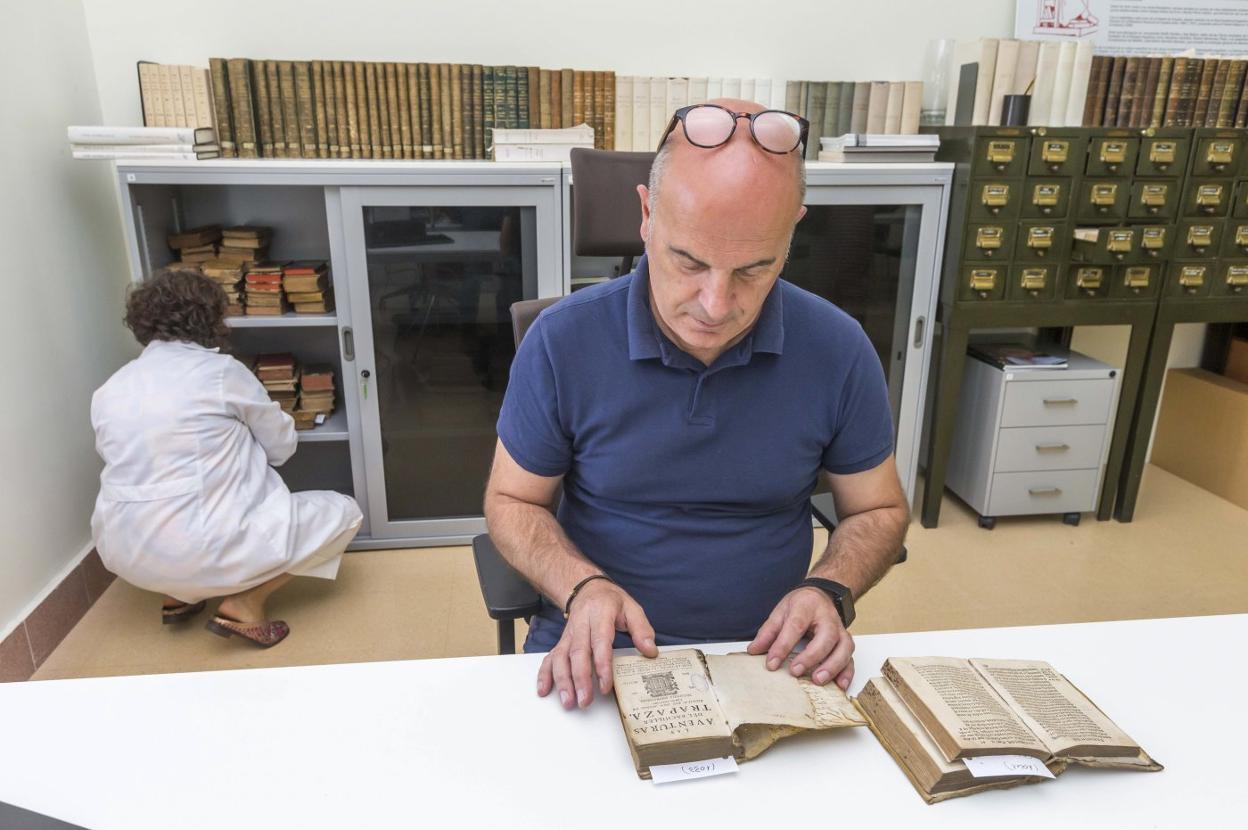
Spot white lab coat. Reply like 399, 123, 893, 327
90, 340, 362, 603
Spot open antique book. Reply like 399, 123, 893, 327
611, 649, 866, 779
857, 657, 1162, 803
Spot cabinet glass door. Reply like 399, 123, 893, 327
340, 184, 561, 542
784, 185, 943, 504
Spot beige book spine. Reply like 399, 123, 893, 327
178, 65, 198, 127
138, 63, 164, 127
192, 67, 215, 131
168, 64, 188, 127
157, 65, 177, 128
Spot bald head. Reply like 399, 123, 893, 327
647, 98, 806, 216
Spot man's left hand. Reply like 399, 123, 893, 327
746, 587, 854, 690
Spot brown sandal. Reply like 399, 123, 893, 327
161, 600, 207, 624
205, 613, 290, 648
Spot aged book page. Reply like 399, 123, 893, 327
969, 659, 1151, 762
613, 649, 731, 749
883, 657, 1048, 762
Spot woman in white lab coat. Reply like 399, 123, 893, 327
91, 268, 362, 647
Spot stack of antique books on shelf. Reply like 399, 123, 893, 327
253, 353, 298, 412
282, 261, 333, 313
294, 364, 336, 430
217, 226, 271, 265
68, 125, 220, 160
244, 261, 286, 316
168, 225, 223, 266
201, 260, 246, 316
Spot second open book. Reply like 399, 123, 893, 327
612, 651, 1160, 801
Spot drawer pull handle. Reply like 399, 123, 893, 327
1028, 486, 1063, 496
1042, 397, 1078, 406
1035, 442, 1070, 452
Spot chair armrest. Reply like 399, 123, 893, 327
471, 534, 544, 621
809, 495, 908, 564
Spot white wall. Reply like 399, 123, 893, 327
0, 0, 136, 636
82, 0, 1016, 126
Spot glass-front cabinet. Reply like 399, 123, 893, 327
338, 182, 562, 542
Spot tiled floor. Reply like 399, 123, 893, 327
31, 465, 1248, 681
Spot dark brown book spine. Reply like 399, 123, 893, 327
312, 61, 329, 158
1216, 59, 1245, 127
324, 62, 340, 158
343, 62, 361, 158
592, 71, 605, 148
560, 68, 574, 127
527, 67, 540, 131
1201, 59, 1227, 126
1102, 57, 1125, 126
252, 59, 274, 157
417, 63, 434, 158
1150, 57, 1173, 128
550, 68, 562, 128
483, 66, 495, 155
226, 59, 258, 158
261, 61, 283, 157
278, 61, 302, 159
1083, 54, 1108, 126
603, 71, 615, 150
1163, 57, 1187, 126
1181, 58, 1205, 126
1135, 57, 1160, 128
384, 63, 401, 159
439, 64, 454, 158
1235, 62, 1248, 127
472, 64, 484, 159
1116, 57, 1139, 127
399, 63, 414, 158
295, 61, 317, 157
1190, 58, 1215, 126
572, 70, 585, 127
365, 62, 383, 158
427, 63, 444, 158
458, 64, 471, 159
208, 58, 236, 157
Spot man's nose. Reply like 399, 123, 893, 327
699, 271, 734, 322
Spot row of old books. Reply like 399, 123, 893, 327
67, 125, 220, 161
786, 80, 925, 161
137, 62, 218, 130
244, 262, 334, 317
1083, 55, 1248, 129
613, 77, 779, 152
251, 354, 336, 430
204, 59, 619, 160
947, 38, 1096, 127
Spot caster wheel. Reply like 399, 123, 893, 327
978, 515, 996, 530
1062, 512, 1081, 526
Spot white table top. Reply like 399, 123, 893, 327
2, 614, 1244, 829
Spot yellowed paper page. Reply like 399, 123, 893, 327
705, 652, 865, 731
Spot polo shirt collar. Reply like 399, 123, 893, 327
626, 253, 786, 364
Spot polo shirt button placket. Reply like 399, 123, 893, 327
688, 371, 714, 426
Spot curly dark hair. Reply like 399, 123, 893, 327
124, 267, 230, 348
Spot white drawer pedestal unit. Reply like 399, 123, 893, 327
945, 350, 1121, 530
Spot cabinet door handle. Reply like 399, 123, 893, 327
342, 327, 355, 362
1042, 397, 1077, 406
1035, 442, 1070, 452
1028, 486, 1063, 496
912, 315, 926, 348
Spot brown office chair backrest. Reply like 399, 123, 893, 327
570, 148, 655, 263
510, 297, 561, 348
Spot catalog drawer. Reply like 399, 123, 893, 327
1001, 378, 1115, 427
987, 468, 1100, 516
994, 424, 1107, 473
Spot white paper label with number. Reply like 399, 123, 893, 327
962, 755, 1056, 779
648, 756, 739, 784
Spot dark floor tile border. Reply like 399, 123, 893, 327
0, 550, 114, 683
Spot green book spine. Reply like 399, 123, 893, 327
472, 64, 484, 159
517, 66, 530, 129
822, 81, 841, 139
835, 79, 854, 135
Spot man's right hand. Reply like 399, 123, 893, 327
536, 580, 659, 710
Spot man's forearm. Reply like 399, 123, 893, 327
484, 493, 604, 606
808, 505, 909, 598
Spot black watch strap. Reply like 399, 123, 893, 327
795, 577, 855, 628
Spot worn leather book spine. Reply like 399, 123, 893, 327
208, 58, 235, 156
342, 62, 360, 158
1149, 57, 1173, 128
517, 66, 531, 129
1162, 57, 1186, 126
1115, 56, 1138, 127
295, 61, 318, 157
550, 68, 563, 129
1215, 60, 1245, 127
483, 65, 495, 155
312, 61, 329, 158
560, 68, 574, 127
397, 63, 413, 159
262, 60, 284, 157
251, 60, 274, 157
1102, 57, 1124, 127
1235, 61, 1248, 127
439, 64, 454, 158
427, 63, 444, 158
364, 62, 383, 158
418, 63, 434, 158
538, 68, 552, 130
385, 63, 402, 158
1192, 58, 1219, 126
1135, 57, 1160, 128
603, 71, 615, 150
225, 59, 258, 158
405, 63, 421, 159
1082, 55, 1106, 126
572, 70, 585, 128
527, 66, 541, 131
472, 64, 484, 158
278, 61, 302, 158
458, 64, 471, 159
323, 62, 340, 158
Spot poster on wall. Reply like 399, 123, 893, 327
1015, 0, 1248, 55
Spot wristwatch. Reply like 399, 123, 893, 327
795, 577, 855, 628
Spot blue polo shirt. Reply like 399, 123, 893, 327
496, 254, 893, 653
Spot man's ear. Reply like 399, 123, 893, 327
795, 204, 808, 223
638, 184, 652, 243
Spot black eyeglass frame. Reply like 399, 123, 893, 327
657, 104, 811, 155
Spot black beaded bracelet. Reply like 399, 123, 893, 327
564, 574, 616, 616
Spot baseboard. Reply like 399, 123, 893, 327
0, 543, 116, 683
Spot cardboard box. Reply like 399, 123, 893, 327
1225, 336, 1248, 385
1151, 368, 1248, 511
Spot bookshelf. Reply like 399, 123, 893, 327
117, 159, 950, 548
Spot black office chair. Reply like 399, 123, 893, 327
471, 150, 905, 655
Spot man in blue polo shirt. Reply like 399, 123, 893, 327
484, 99, 909, 712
